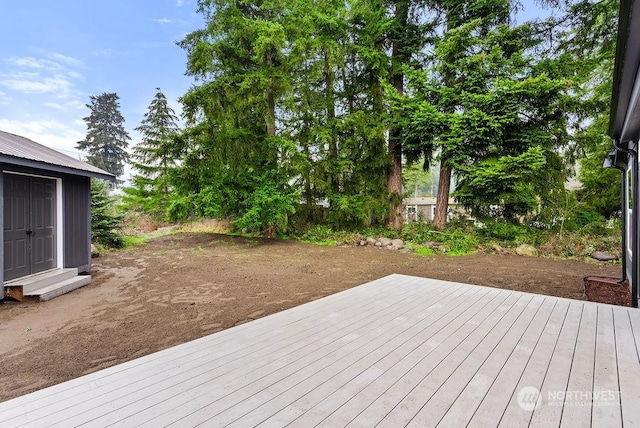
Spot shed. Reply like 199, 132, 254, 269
607, 0, 640, 307
0, 130, 114, 302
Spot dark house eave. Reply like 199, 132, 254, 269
0, 155, 116, 182
609, 0, 640, 142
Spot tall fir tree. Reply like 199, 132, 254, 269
77, 92, 130, 178
124, 88, 181, 218
396, 0, 571, 223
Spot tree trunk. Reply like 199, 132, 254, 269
324, 48, 339, 194
386, 0, 408, 231
265, 86, 276, 138
433, 161, 451, 230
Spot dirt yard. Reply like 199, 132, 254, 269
0, 232, 620, 402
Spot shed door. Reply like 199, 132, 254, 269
4, 174, 57, 281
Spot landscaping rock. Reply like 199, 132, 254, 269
492, 243, 504, 254
391, 239, 404, 249
366, 237, 377, 246
375, 241, 383, 247
516, 244, 538, 257
358, 240, 367, 246
422, 241, 437, 249
590, 251, 618, 262
378, 237, 392, 247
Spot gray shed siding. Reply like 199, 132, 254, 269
0, 165, 93, 280
63, 176, 91, 273
0, 172, 4, 286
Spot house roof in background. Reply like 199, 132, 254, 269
0, 130, 114, 181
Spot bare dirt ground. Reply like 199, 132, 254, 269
0, 232, 620, 402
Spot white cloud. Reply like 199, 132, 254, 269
1, 73, 73, 94
44, 99, 85, 110
47, 52, 83, 67
0, 54, 83, 100
0, 90, 11, 104
153, 18, 173, 24
176, 0, 184, 6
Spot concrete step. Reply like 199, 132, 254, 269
26, 275, 92, 302
6, 268, 78, 294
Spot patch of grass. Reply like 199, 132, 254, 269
414, 247, 434, 256
122, 228, 175, 248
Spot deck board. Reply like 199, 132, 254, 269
0, 274, 637, 428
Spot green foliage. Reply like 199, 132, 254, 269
77, 93, 130, 178
477, 219, 538, 244
90, 178, 124, 248
400, 222, 477, 255
328, 194, 388, 230
454, 147, 549, 220
233, 171, 299, 234
166, 196, 194, 223
162, 0, 620, 241
395, 3, 571, 224
123, 88, 182, 220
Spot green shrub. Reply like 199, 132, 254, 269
91, 178, 125, 248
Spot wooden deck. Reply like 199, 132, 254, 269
0, 274, 639, 427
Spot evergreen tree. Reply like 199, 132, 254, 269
77, 92, 130, 178
124, 88, 181, 218
177, 0, 298, 233
396, 0, 570, 223
90, 178, 124, 248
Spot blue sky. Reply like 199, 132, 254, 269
0, 0, 202, 164
0, 1, 551, 179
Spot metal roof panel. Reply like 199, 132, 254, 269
0, 130, 115, 179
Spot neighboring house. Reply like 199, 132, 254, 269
607, 0, 640, 308
0, 130, 114, 302
403, 197, 465, 222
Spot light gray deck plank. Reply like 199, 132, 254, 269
284, 288, 510, 428
432, 294, 546, 427
529, 301, 584, 427
0, 274, 637, 428
613, 306, 640, 427
465, 297, 558, 427
592, 306, 622, 427
404, 297, 569, 428
297, 291, 525, 428
118, 279, 471, 427
255, 285, 504, 428
180, 284, 498, 427
559, 302, 598, 427
402, 293, 538, 428
346, 295, 555, 427
378, 291, 540, 428
496, 299, 571, 427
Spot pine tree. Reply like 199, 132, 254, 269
77, 92, 130, 178
125, 88, 181, 217
90, 178, 124, 248
396, 0, 571, 223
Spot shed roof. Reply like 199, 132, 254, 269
0, 130, 115, 181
